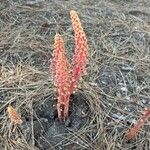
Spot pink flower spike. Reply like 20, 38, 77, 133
126, 108, 150, 140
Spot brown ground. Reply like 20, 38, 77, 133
0, 0, 150, 150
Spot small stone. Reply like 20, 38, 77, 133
120, 87, 128, 92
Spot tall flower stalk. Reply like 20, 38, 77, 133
51, 33, 71, 119
50, 10, 88, 120
70, 10, 88, 93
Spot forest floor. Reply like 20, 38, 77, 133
0, 0, 150, 150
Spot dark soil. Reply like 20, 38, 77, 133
21, 92, 90, 150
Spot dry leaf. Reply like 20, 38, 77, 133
7, 105, 23, 124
